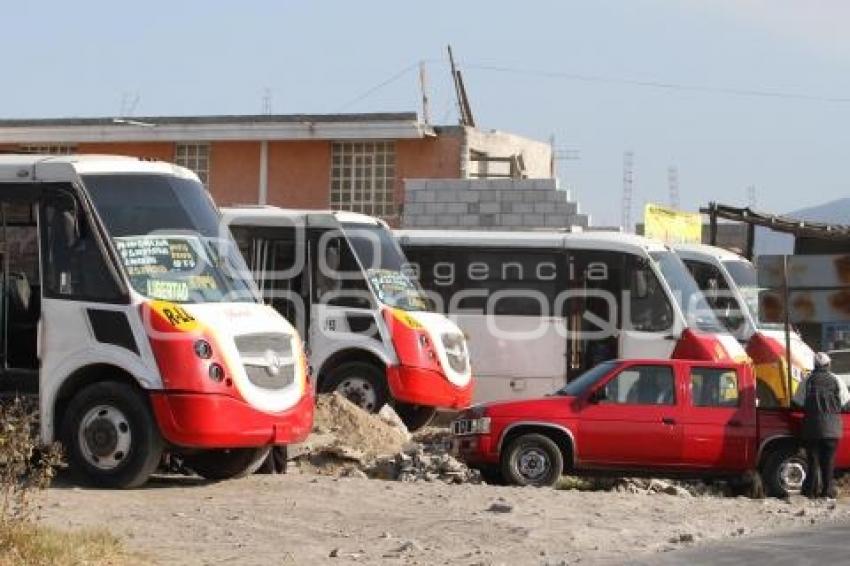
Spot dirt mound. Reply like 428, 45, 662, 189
293, 393, 411, 475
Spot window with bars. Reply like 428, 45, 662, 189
330, 141, 396, 218
175, 143, 210, 186
17, 144, 78, 155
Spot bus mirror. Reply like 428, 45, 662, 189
632, 270, 649, 299
62, 209, 81, 247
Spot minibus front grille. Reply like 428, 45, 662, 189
235, 333, 297, 390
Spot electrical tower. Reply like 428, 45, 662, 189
746, 185, 757, 209
622, 151, 634, 232
668, 165, 680, 209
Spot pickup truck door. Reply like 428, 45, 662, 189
678, 365, 754, 470
577, 364, 683, 468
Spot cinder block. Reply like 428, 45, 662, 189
479, 201, 501, 214
404, 202, 425, 215
424, 203, 446, 214
503, 191, 524, 202
436, 190, 462, 203
546, 190, 566, 202
487, 179, 514, 191
501, 214, 522, 225
405, 179, 429, 191
467, 203, 480, 214
459, 215, 480, 227
435, 214, 460, 227
417, 215, 436, 227
534, 201, 554, 214
511, 202, 534, 213
534, 178, 558, 191
480, 214, 497, 227
522, 214, 545, 226
446, 203, 469, 214
415, 190, 436, 203
458, 191, 480, 203
544, 214, 569, 228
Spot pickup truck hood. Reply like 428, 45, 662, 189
485, 396, 575, 419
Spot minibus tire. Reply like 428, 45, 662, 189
394, 403, 436, 431
321, 362, 388, 414
501, 433, 563, 487
184, 447, 271, 481
62, 381, 164, 489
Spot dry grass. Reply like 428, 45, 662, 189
0, 521, 136, 566
0, 399, 137, 565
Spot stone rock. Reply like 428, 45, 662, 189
487, 501, 514, 514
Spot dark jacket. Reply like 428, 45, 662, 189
798, 368, 848, 440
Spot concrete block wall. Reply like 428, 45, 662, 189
402, 178, 589, 231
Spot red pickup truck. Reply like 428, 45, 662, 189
452, 358, 850, 497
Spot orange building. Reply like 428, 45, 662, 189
0, 113, 552, 225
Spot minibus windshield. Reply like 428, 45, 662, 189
83, 174, 258, 303
723, 259, 777, 329
343, 223, 430, 312
650, 251, 724, 333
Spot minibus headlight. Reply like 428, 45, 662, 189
193, 339, 213, 359
208, 363, 225, 382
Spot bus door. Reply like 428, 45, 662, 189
309, 229, 378, 362
233, 225, 308, 338
0, 194, 41, 396
618, 254, 677, 361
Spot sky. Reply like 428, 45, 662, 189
3, 0, 850, 226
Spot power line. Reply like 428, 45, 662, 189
464, 63, 850, 104
336, 62, 420, 112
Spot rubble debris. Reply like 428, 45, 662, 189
560, 476, 727, 497
487, 500, 514, 514
291, 394, 481, 484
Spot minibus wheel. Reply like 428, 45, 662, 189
501, 433, 563, 487
321, 362, 388, 413
394, 403, 436, 431
62, 381, 163, 489
184, 447, 271, 481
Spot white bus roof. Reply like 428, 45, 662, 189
0, 154, 199, 183
221, 205, 384, 226
673, 243, 748, 263
394, 229, 670, 255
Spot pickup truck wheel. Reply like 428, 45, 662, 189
321, 362, 388, 414
761, 444, 807, 498
62, 382, 163, 489
184, 447, 271, 481
501, 433, 563, 487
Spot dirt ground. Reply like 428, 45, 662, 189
39, 471, 850, 565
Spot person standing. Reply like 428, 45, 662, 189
793, 352, 850, 499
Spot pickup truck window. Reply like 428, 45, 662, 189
690, 367, 739, 407
603, 365, 675, 405
556, 361, 617, 397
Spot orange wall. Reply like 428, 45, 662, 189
208, 141, 260, 206
395, 134, 462, 201
76, 142, 175, 161
267, 141, 332, 209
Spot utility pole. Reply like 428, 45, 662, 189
548, 134, 580, 178
447, 45, 475, 127
622, 151, 634, 232
419, 61, 431, 125
262, 88, 273, 115
747, 185, 757, 209
668, 165, 680, 209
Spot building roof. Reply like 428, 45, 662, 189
701, 202, 850, 241
0, 112, 432, 143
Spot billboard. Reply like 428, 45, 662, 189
643, 203, 702, 244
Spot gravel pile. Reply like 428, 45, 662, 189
367, 442, 482, 484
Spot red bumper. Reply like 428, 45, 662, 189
453, 434, 499, 466
386, 365, 473, 409
150, 389, 314, 449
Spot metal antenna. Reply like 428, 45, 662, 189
668, 165, 680, 209
746, 185, 757, 209
262, 88, 273, 115
419, 61, 431, 125
549, 134, 580, 177
622, 151, 634, 232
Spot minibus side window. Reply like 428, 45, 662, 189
41, 192, 123, 303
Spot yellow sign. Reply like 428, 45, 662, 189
643, 203, 702, 244
148, 300, 200, 331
